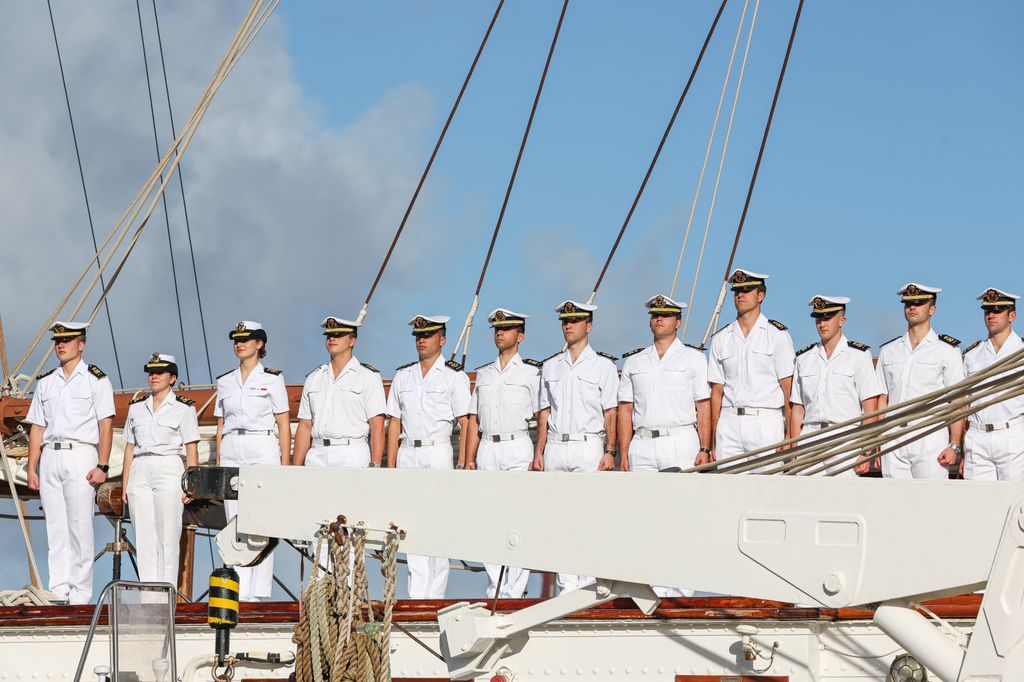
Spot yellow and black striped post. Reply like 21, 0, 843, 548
208, 567, 239, 664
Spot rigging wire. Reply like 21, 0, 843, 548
136, 0, 191, 384
46, 0, 126, 388
450, 0, 570, 368
151, 0, 214, 383
700, 0, 806, 345
668, 0, 750, 299
356, 0, 506, 326
587, 0, 730, 304
16, 0, 278, 393
680, 0, 761, 340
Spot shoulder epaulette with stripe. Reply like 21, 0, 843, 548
879, 336, 900, 348
445, 359, 464, 372
395, 361, 416, 372
523, 358, 543, 368
962, 339, 983, 355
263, 367, 282, 375
712, 324, 729, 337
768, 319, 788, 331
176, 395, 196, 406
129, 395, 147, 405
542, 351, 561, 363
684, 342, 705, 351
939, 334, 961, 348
305, 365, 321, 378
362, 363, 380, 373
216, 369, 233, 380
88, 364, 106, 379
847, 340, 870, 352
621, 347, 645, 359
795, 343, 816, 357
36, 368, 56, 381
596, 350, 618, 362
473, 360, 492, 371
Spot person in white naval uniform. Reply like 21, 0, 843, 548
533, 300, 618, 594
25, 321, 115, 604
959, 288, 1024, 480
706, 269, 795, 470
122, 353, 200, 585
617, 294, 711, 473
215, 321, 291, 601
386, 314, 471, 599
788, 296, 882, 477
464, 308, 541, 599
875, 283, 965, 479
617, 294, 710, 598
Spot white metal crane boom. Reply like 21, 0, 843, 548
223, 466, 1024, 681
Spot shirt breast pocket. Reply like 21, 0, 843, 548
424, 387, 453, 422
912, 358, 942, 387
155, 414, 181, 445
798, 371, 820, 398
67, 387, 94, 419
543, 377, 562, 410
576, 374, 602, 407
664, 367, 695, 399
307, 389, 323, 415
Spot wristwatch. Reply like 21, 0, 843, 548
604, 450, 617, 457
949, 444, 963, 458
368, 462, 381, 468
698, 447, 712, 455
96, 464, 109, 473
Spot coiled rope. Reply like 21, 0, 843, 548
293, 519, 400, 682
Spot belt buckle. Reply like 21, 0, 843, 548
985, 424, 997, 433
736, 408, 747, 416
650, 429, 662, 438
412, 439, 423, 447
323, 439, 332, 446
491, 435, 501, 443
53, 442, 62, 451
238, 428, 247, 435
560, 434, 570, 442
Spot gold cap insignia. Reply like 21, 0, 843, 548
563, 302, 577, 314
732, 270, 746, 284
812, 297, 826, 310
150, 352, 160, 363
325, 317, 339, 329
905, 284, 920, 296
54, 324, 67, 334
494, 310, 507, 322
235, 321, 246, 332
985, 289, 1000, 302
654, 295, 667, 308
413, 316, 429, 329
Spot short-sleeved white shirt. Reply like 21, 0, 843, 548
386, 355, 471, 440
707, 313, 796, 408
875, 329, 965, 404
125, 391, 201, 457
468, 353, 540, 435
791, 335, 882, 424
25, 359, 116, 445
963, 331, 1024, 424
618, 338, 710, 428
297, 356, 386, 439
539, 344, 618, 435
214, 363, 289, 431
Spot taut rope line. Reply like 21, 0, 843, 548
355, 0, 506, 326
586, 0, 731, 306
450, 0, 571, 368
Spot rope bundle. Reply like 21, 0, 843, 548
0, 585, 59, 606
293, 520, 399, 682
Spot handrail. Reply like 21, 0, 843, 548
74, 580, 178, 682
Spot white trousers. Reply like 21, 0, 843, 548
965, 423, 1024, 481
800, 423, 856, 478
882, 428, 948, 480
221, 434, 279, 601
40, 443, 97, 604
715, 412, 784, 472
477, 438, 532, 598
544, 438, 602, 594
127, 456, 185, 585
307, 442, 369, 571
397, 442, 452, 599
629, 427, 699, 472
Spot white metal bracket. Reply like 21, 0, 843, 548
438, 579, 659, 679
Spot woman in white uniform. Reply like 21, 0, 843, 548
214, 321, 291, 601
122, 353, 200, 586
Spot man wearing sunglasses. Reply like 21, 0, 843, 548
875, 283, 965, 479
958, 288, 1023, 480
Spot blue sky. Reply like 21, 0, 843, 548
1, 0, 1022, 598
